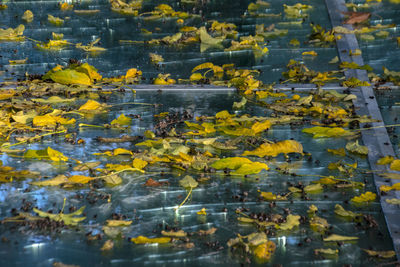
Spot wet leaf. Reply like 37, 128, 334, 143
346, 140, 368, 155
231, 162, 269, 176
260, 192, 287, 201
24, 147, 69, 162
276, 214, 300, 230
334, 204, 361, 218
34, 205, 85, 226
385, 198, 400, 205
302, 126, 353, 138
211, 157, 252, 170
344, 12, 370, 25
106, 220, 132, 227
111, 114, 132, 126
131, 236, 171, 244
179, 175, 198, 189
0, 24, 25, 41
197, 208, 207, 215
314, 248, 339, 256
377, 156, 394, 165
50, 69, 92, 85
101, 240, 114, 251
243, 140, 303, 157
32, 96, 76, 104
22, 10, 34, 23
327, 148, 346, 156
33, 114, 76, 127
253, 241, 276, 261
304, 183, 323, 193
161, 230, 187, 237
351, 191, 376, 203
31, 175, 68, 186
310, 216, 329, 233
302, 51, 318, 56
363, 249, 396, 258
390, 159, 400, 171
380, 183, 400, 192
323, 234, 358, 242
48, 14, 64, 26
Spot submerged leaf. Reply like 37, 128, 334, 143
351, 192, 376, 203
323, 234, 358, 242
131, 236, 171, 244
276, 214, 300, 230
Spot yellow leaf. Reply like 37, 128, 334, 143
33, 114, 76, 127
190, 73, 203, 81
334, 204, 361, 218
153, 73, 176, 85
253, 241, 276, 261
260, 192, 287, 201
310, 216, 329, 233
9, 58, 27, 65
101, 240, 114, 251
106, 220, 132, 227
351, 191, 376, 203
211, 157, 252, 170
243, 140, 303, 157
363, 249, 396, 259
390, 159, 400, 171
231, 162, 269, 176
302, 126, 353, 138
197, 208, 207, 215
179, 175, 198, 189
76, 63, 102, 82
131, 236, 171, 244
0, 24, 25, 41
386, 198, 400, 205
276, 214, 300, 230
34, 205, 85, 226
113, 148, 133, 156
304, 183, 323, 193
192, 62, 215, 72
314, 248, 338, 256
251, 120, 271, 134
323, 234, 358, 242
103, 174, 122, 186
68, 175, 95, 184
22, 10, 34, 23
377, 156, 394, 165
50, 69, 92, 85
133, 158, 148, 170
48, 14, 64, 26
31, 175, 68, 186
346, 140, 369, 155
380, 183, 400, 192
24, 147, 68, 162
302, 51, 318, 56
327, 148, 346, 157
111, 114, 132, 126
31, 96, 76, 104
125, 68, 142, 79
79, 100, 102, 111
161, 230, 187, 237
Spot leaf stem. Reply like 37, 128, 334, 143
175, 187, 193, 211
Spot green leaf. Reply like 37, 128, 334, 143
179, 175, 198, 189
334, 204, 361, 219
346, 140, 369, 155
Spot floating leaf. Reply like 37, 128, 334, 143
314, 248, 339, 256
50, 69, 92, 85
161, 230, 187, 237
106, 220, 132, 227
133, 158, 148, 170
131, 236, 171, 244
390, 159, 400, 171
103, 174, 123, 186
48, 14, 64, 26
377, 156, 394, 165
231, 162, 269, 176
380, 183, 400, 192
0, 24, 25, 41
302, 126, 353, 138
22, 10, 34, 23
33, 114, 76, 127
101, 240, 114, 251
243, 140, 303, 157
302, 51, 318, 56
346, 140, 368, 155
253, 241, 276, 261
197, 208, 207, 215
111, 114, 132, 126
211, 157, 252, 170
260, 192, 287, 201
351, 191, 376, 203
363, 249, 396, 259
34, 204, 85, 226
386, 198, 400, 205
276, 214, 300, 230
323, 234, 358, 242
24, 147, 68, 162
179, 175, 198, 189
334, 204, 361, 219
327, 148, 346, 156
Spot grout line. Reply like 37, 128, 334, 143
325, 0, 400, 258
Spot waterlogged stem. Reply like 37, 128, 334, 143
3, 129, 67, 148
175, 187, 193, 211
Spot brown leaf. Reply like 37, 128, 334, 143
344, 12, 371, 25
143, 178, 169, 187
